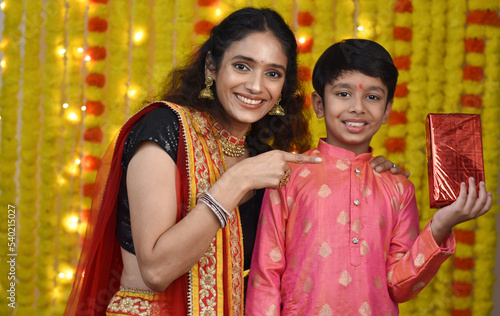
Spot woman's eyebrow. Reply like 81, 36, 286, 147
231, 55, 286, 72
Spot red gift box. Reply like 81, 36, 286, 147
425, 113, 485, 208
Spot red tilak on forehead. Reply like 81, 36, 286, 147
358, 83, 363, 89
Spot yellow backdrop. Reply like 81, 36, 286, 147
0, 0, 498, 315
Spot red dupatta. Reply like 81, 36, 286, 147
64, 102, 244, 315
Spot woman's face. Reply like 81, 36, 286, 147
207, 31, 287, 134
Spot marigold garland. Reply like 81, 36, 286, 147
104, 0, 130, 143
16, 0, 43, 314
152, 1, 175, 96
0, 0, 24, 314
471, 4, 500, 315
129, 0, 151, 114
37, 0, 65, 311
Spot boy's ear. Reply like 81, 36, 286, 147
311, 91, 325, 118
382, 99, 394, 124
205, 52, 216, 79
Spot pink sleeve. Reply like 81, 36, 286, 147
245, 188, 288, 315
386, 183, 456, 302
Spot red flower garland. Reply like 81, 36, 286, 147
393, 27, 412, 41
388, 110, 407, 125
464, 38, 485, 53
298, 66, 312, 82
466, 10, 500, 26
298, 12, 315, 27
298, 38, 314, 54
452, 310, 472, 316
83, 183, 95, 197
81, 155, 101, 171
393, 56, 411, 70
454, 229, 475, 245
198, 0, 218, 6
394, 0, 413, 13
83, 127, 103, 143
461, 95, 482, 109
85, 73, 106, 88
453, 257, 475, 270
385, 137, 406, 153
452, 281, 473, 297
88, 17, 108, 32
85, 100, 105, 115
194, 20, 215, 35
463, 65, 483, 82
87, 46, 107, 61
394, 82, 409, 98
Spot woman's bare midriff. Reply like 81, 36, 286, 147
119, 247, 154, 291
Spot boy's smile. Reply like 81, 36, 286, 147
312, 70, 393, 155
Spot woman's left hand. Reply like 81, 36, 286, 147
370, 155, 410, 178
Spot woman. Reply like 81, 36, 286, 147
65, 8, 399, 315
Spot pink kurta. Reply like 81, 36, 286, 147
245, 140, 455, 315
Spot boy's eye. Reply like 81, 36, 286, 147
367, 95, 380, 100
337, 92, 350, 97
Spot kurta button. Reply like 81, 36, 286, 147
352, 238, 359, 244
354, 199, 360, 206
355, 168, 361, 174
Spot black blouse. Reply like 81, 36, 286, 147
115, 107, 263, 270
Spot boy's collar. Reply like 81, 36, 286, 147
317, 139, 373, 162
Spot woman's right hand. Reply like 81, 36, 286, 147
226, 150, 322, 191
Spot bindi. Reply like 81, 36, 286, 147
358, 83, 363, 90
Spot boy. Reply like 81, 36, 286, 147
245, 39, 492, 315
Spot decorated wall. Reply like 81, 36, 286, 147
0, 0, 498, 315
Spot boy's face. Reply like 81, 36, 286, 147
312, 70, 393, 155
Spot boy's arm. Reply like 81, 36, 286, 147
386, 182, 456, 303
245, 188, 288, 315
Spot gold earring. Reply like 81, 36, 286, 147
268, 96, 284, 116
199, 75, 215, 100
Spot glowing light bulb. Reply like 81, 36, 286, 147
59, 48, 67, 56
1, 59, 6, 69
298, 37, 306, 44
67, 112, 78, 121
62, 103, 69, 109
85, 55, 91, 62
77, 47, 84, 53
128, 89, 137, 98
216, 8, 222, 16
75, 158, 81, 165
358, 26, 364, 31
134, 31, 144, 43
64, 215, 79, 232
81, 105, 87, 111
59, 272, 65, 278
1, 2, 6, 10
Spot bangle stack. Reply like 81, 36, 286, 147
198, 191, 233, 228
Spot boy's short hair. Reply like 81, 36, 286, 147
312, 39, 399, 104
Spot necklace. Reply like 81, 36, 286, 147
211, 118, 246, 157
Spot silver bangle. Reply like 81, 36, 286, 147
203, 191, 233, 219
198, 192, 229, 228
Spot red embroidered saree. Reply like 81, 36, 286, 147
65, 102, 245, 315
